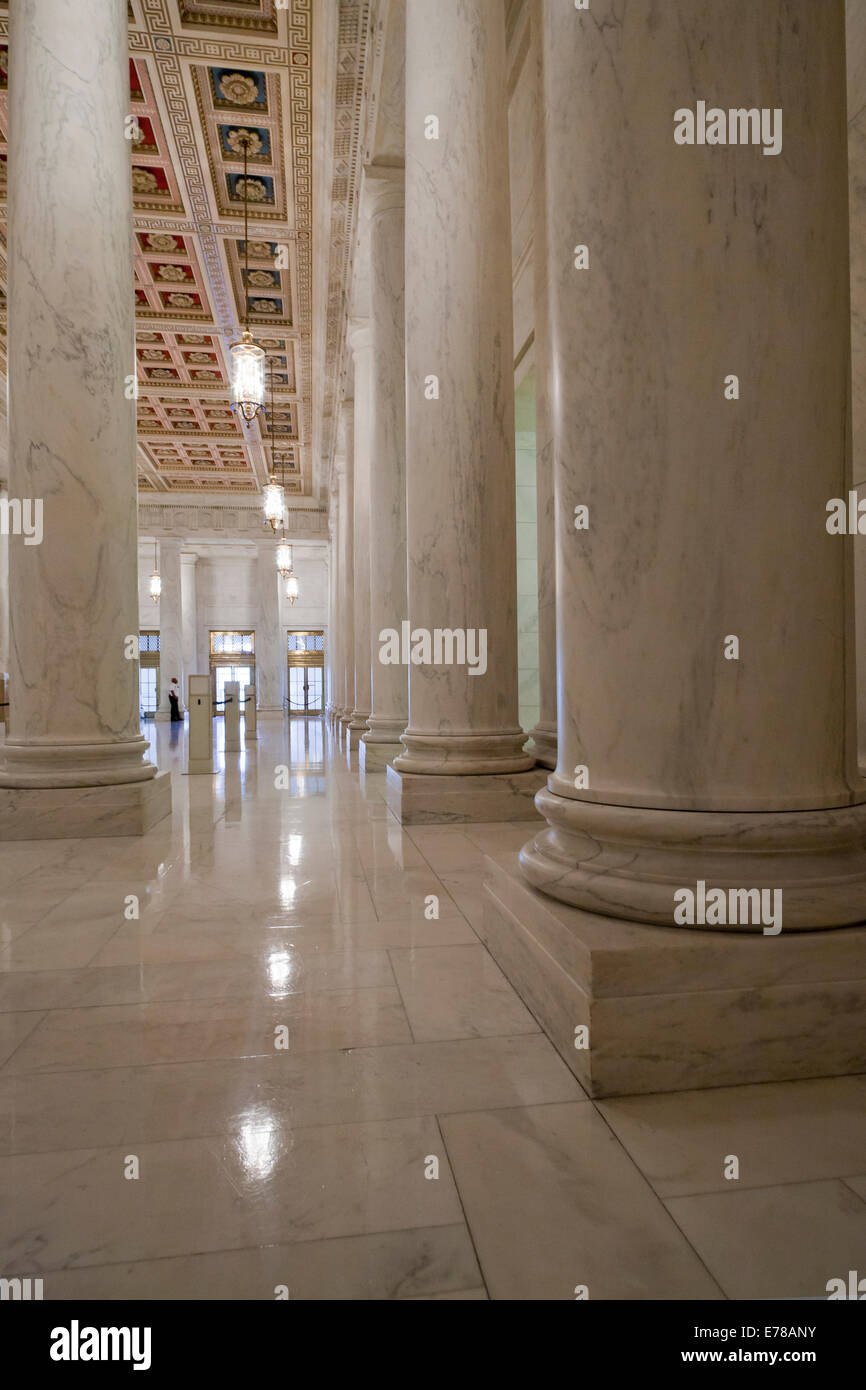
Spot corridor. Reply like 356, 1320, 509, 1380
1, 724, 864, 1302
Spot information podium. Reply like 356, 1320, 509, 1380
186, 674, 213, 775
244, 685, 258, 743
224, 680, 241, 752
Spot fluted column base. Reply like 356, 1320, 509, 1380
529, 721, 557, 771
394, 729, 535, 777
520, 788, 866, 932
0, 737, 159, 789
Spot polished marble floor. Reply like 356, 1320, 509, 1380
0, 719, 864, 1300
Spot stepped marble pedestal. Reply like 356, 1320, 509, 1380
481, 854, 866, 1097
0, 770, 171, 841
386, 767, 546, 825
361, 740, 401, 773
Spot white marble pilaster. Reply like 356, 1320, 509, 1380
326, 504, 340, 718
180, 552, 198, 699
519, 0, 866, 928
348, 324, 373, 741
0, 0, 168, 835
155, 540, 183, 721
256, 541, 285, 717
362, 170, 409, 771
390, 0, 536, 812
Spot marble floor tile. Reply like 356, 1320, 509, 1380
0, 916, 124, 974
2, 723, 862, 1300
0, 1034, 582, 1155
440, 1103, 723, 1300
0, 1116, 464, 1274
388, 944, 539, 1041
3, 987, 412, 1073
843, 1174, 866, 1200
435, 872, 489, 930
598, 1076, 866, 1195
406, 827, 489, 872
34, 1225, 483, 1301
0, 1010, 45, 1067
665, 1180, 866, 1300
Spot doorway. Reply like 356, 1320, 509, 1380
210, 631, 255, 714
287, 631, 325, 715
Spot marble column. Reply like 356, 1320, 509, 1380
337, 402, 356, 725
857, 483, 866, 768
256, 542, 284, 717
180, 551, 198, 697
528, 0, 557, 771
518, 0, 866, 929
326, 504, 340, 719
361, 170, 409, 772
348, 324, 373, 745
0, 402, 8, 708
389, 0, 540, 822
155, 539, 183, 721
0, 477, 9, 728
0, 0, 169, 837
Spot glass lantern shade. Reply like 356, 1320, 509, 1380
263, 479, 285, 531
276, 539, 294, 578
149, 571, 162, 603
285, 573, 300, 606
230, 330, 266, 423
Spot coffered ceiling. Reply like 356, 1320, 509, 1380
0, 0, 326, 503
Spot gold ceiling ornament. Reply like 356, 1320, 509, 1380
227, 127, 263, 156
133, 168, 159, 194
219, 72, 259, 106
229, 130, 266, 425
147, 233, 178, 252
234, 177, 268, 203
248, 269, 276, 288
157, 264, 189, 282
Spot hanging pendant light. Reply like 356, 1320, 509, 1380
229, 131, 265, 424
149, 539, 161, 604
263, 478, 284, 530
276, 536, 293, 580
285, 572, 300, 606
262, 355, 284, 530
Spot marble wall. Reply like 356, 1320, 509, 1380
136, 544, 329, 701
